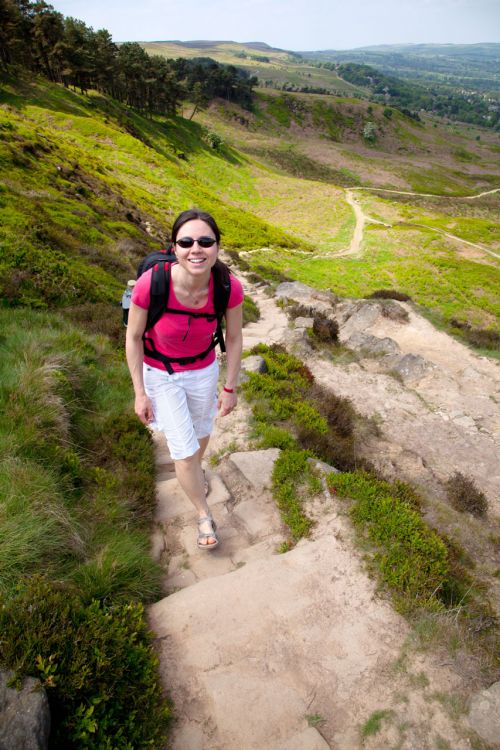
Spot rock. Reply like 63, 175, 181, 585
307, 458, 339, 475
379, 299, 410, 322
0, 670, 50, 750
468, 681, 500, 746
275, 282, 336, 314
390, 353, 432, 382
239, 355, 268, 383
294, 316, 314, 329
347, 332, 400, 357
228, 449, 281, 492
340, 302, 382, 339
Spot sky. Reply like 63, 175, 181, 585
49, 0, 500, 50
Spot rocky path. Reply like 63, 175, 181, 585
148, 279, 498, 749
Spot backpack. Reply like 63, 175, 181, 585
136, 248, 231, 374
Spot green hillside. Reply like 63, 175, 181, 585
1, 71, 499, 328
0, 56, 499, 743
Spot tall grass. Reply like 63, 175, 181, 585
0, 308, 169, 745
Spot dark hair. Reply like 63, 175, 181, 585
171, 209, 221, 244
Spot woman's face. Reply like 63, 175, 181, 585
173, 219, 219, 277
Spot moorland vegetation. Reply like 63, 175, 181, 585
0, 5, 499, 745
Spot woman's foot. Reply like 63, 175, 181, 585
197, 514, 218, 550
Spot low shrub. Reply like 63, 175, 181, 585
0, 577, 171, 749
253, 423, 298, 450
60, 303, 126, 346
449, 319, 500, 352
224, 249, 250, 271
328, 472, 449, 609
368, 289, 412, 302
243, 295, 260, 325
312, 315, 339, 343
446, 472, 488, 518
272, 450, 314, 540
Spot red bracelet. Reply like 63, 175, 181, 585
223, 386, 235, 393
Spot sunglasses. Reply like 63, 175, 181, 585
175, 236, 217, 249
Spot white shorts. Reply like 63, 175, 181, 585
143, 360, 219, 460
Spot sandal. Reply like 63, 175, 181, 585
197, 514, 219, 550
202, 469, 210, 497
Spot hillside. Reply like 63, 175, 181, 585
0, 65, 499, 746
1, 72, 499, 336
141, 40, 365, 95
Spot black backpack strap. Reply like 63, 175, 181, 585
145, 261, 171, 332
211, 261, 231, 354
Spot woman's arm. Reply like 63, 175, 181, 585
125, 302, 155, 425
218, 302, 243, 417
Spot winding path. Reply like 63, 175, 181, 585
239, 186, 499, 261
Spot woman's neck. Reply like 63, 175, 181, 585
173, 264, 210, 292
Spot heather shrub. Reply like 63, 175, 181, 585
446, 472, 488, 517
0, 577, 171, 749
368, 289, 412, 302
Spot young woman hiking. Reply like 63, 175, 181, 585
126, 209, 244, 549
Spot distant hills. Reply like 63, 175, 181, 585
297, 43, 500, 93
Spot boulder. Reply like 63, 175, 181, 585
0, 671, 50, 750
468, 681, 500, 746
380, 299, 410, 323
275, 282, 336, 315
339, 302, 382, 339
346, 332, 400, 357
294, 316, 314, 329
240, 355, 268, 377
390, 353, 432, 382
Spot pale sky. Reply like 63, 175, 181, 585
49, 0, 500, 50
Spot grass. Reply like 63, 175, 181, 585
0, 308, 169, 745
241, 221, 500, 341
360, 709, 394, 738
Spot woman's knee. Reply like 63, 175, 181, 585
175, 452, 199, 470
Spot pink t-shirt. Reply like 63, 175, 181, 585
132, 266, 244, 372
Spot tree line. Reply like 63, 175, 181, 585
0, 0, 258, 114
335, 63, 500, 130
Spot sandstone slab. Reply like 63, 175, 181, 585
228, 449, 280, 492
468, 680, 500, 746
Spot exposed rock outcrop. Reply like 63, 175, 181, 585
0, 671, 50, 750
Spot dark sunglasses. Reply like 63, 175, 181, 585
175, 236, 217, 249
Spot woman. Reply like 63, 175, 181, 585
126, 209, 244, 550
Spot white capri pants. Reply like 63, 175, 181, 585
143, 359, 219, 460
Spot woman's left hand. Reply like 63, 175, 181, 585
218, 389, 237, 417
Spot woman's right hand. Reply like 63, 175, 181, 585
135, 393, 154, 425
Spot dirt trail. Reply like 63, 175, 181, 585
347, 188, 500, 260
148, 278, 498, 749
239, 185, 500, 260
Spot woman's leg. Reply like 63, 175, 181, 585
144, 363, 218, 545
174, 446, 216, 546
